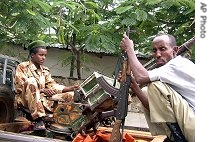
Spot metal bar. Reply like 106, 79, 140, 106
2, 58, 8, 84
0, 130, 66, 142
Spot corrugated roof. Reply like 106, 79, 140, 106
48, 44, 151, 59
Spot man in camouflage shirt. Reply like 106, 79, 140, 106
14, 40, 79, 130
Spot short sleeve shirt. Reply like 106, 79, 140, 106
148, 56, 195, 109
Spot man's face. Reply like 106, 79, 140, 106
31, 48, 47, 66
152, 35, 178, 67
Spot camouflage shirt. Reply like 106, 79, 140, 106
14, 61, 65, 95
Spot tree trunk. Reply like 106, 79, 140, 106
70, 56, 75, 77
76, 50, 81, 79
69, 33, 82, 79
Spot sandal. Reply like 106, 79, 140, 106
33, 118, 46, 131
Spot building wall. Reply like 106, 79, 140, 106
1, 45, 148, 79
46, 48, 119, 79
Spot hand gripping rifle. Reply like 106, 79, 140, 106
109, 27, 132, 142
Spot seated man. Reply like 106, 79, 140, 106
120, 33, 195, 142
14, 40, 79, 130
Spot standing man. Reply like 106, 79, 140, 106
14, 40, 79, 131
120, 33, 195, 142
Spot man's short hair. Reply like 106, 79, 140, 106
155, 33, 177, 47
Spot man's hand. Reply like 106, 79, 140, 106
118, 70, 141, 96
41, 88, 56, 97
118, 70, 135, 84
117, 71, 123, 83
62, 84, 80, 93
120, 33, 134, 52
70, 84, 80, 90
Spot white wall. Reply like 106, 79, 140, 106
1, 45, 148, 79
45, 48, 119, 79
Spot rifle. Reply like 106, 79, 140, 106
109, 26, 131, 142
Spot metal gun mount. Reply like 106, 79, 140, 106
46, 72, 120, 140
74, 71, 121, 111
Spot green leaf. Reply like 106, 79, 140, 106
26, 9, 36, 16
145, 0, 163, 5
58, 26, 66, 44
69, 24, 80, 33
94, 13, 101, 22
115, 6, 134, 14
121, 17, 137, 26
99, 34, 116, 53
33, 0, 51, 12
135, 9, 148, 21
84, 2, 99, 9
52, 1, 81, 9
85, 34, 100, 51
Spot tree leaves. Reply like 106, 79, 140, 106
26, 9, 36, 16
135, 9, 148, 21
0, 0, 194, 53
114, 6, 134, 14
0, 0, 195, 78
32, 0, 51, 13
145, 0, 162, 6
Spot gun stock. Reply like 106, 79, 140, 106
110, 119, 122, 142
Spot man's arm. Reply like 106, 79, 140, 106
120, 34, 150, 86
130, 76, 149, 110
117, 71, 149, 110
62, 84, 80, 93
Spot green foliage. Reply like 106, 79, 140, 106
114, 6, 134, 14
84, 1, 99, 9
145, 0, 162, 5
0, 0, 195, 77
135, 9, 148, 21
